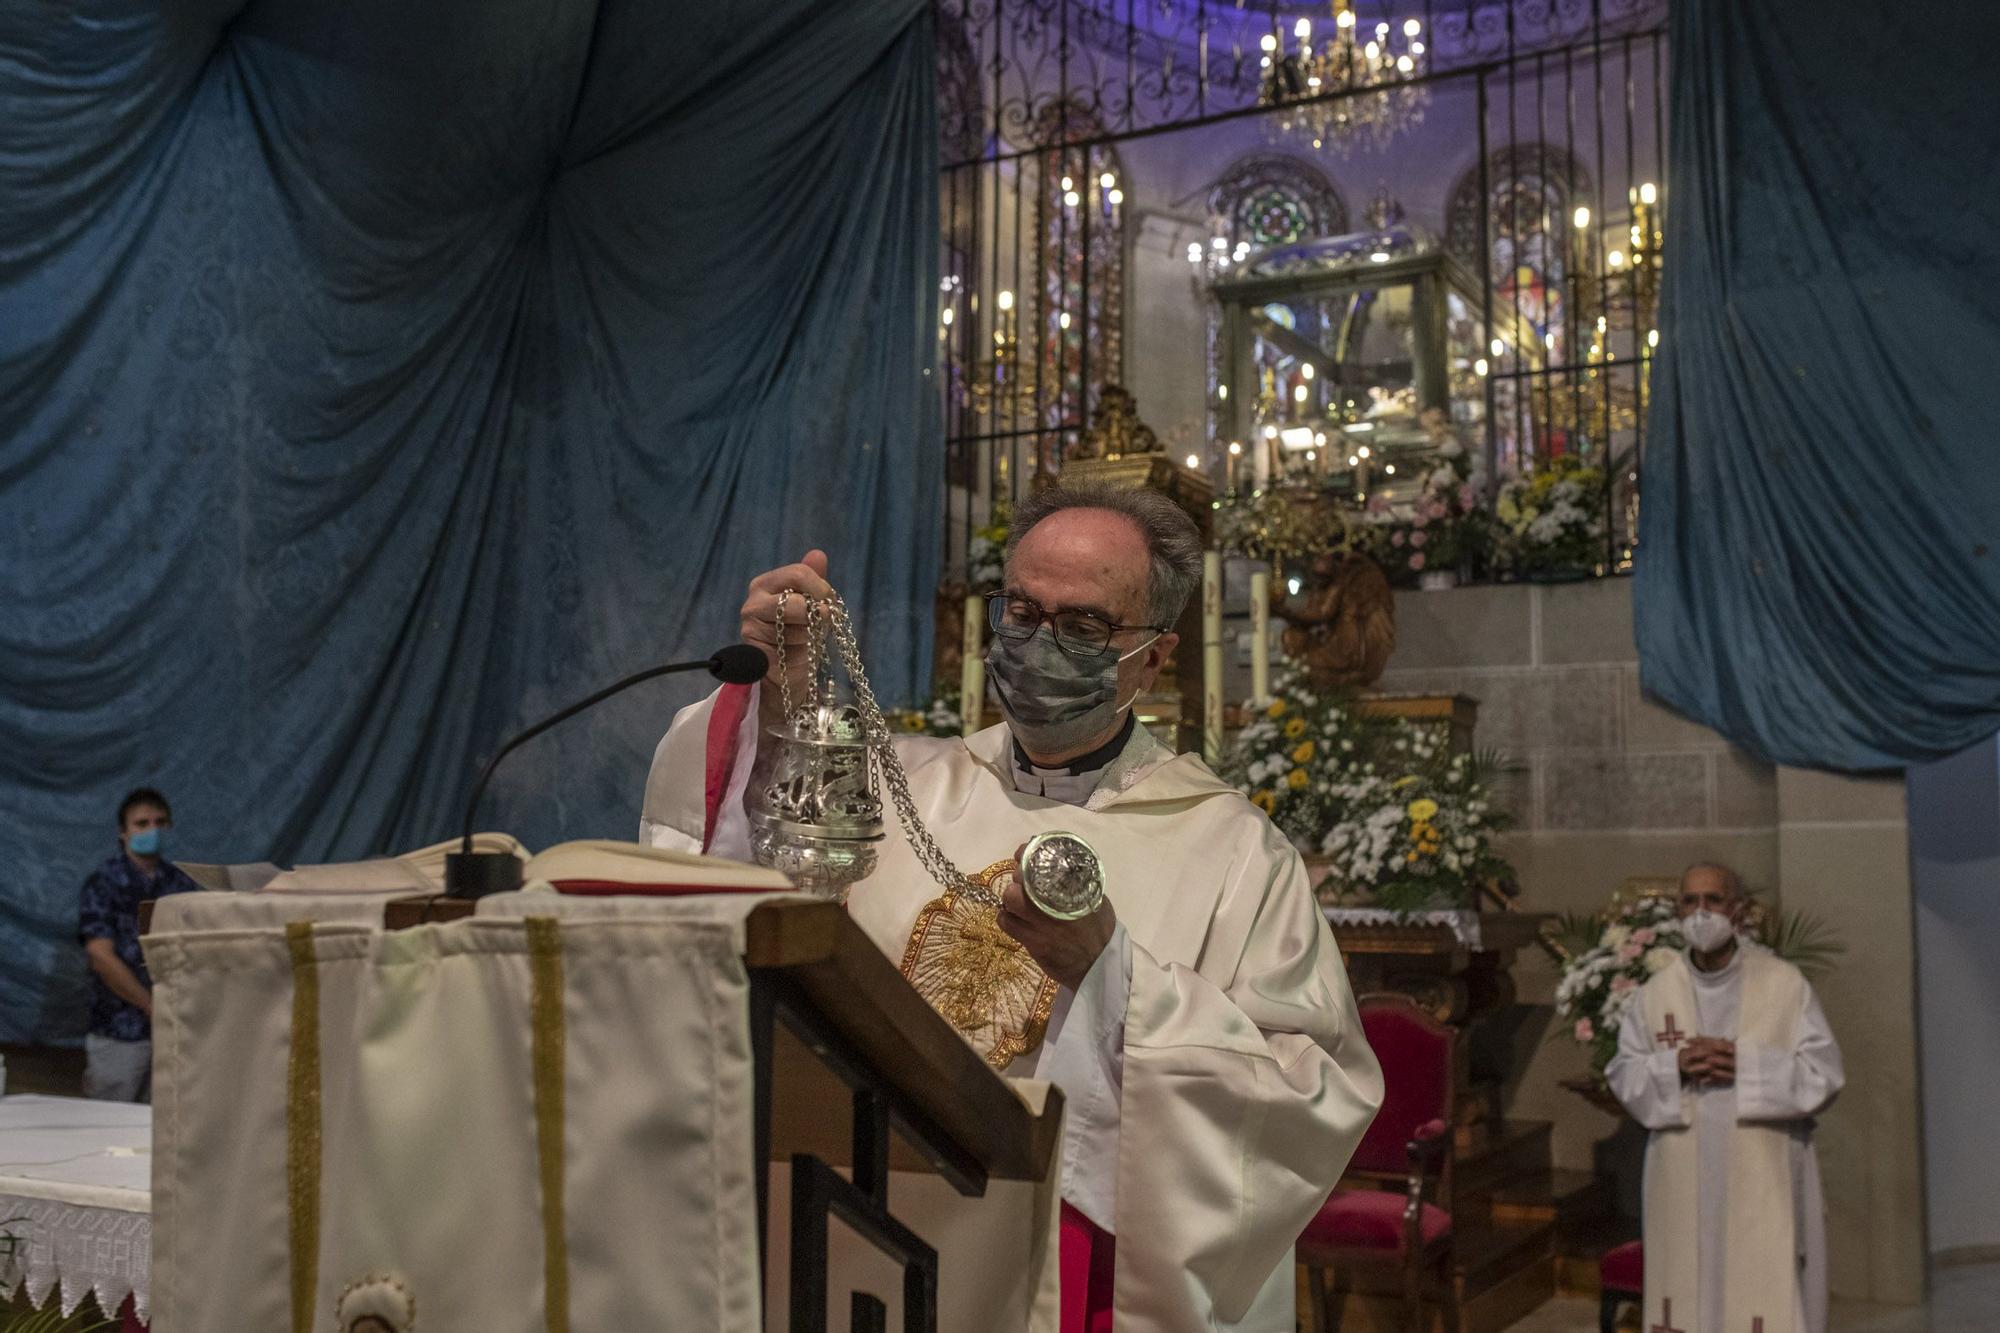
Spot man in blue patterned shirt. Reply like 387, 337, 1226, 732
77, 788, 200, 1101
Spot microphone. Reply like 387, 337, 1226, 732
444, 644, 771, 898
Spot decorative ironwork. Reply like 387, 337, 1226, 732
939, 0, 1668, 165
937, 7, 985, 165
1035, 100, 1124, 464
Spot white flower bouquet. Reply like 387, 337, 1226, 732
1225, 665, 1516, 912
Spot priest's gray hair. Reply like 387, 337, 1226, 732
1004, 482, 1203, 628
1680, 861, 1745, 899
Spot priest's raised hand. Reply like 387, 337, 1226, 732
738, 548, 833, 723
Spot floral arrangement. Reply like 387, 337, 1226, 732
966, 506, 1009, 591
1224, 665, 1516, 913
1548, 888, 1846, 1079
1492, 453, 1608, 578
1549, 892, 1687, 1075
890, 681, 965, 738
1357, 410, 1490, 585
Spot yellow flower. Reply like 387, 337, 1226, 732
1283, 717, 1307, 739
1406, 851, 1419, 864
1291, 740, 1315, 764
1251, 789, 1277, 814
1267, 700, 1287, 718
1406, 798, 1440, 823
1287, 768, 1309, 790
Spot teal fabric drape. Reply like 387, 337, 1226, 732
0, 0, 940, 1041
1635, 0, 2000, 770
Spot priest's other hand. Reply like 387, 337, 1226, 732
740, 550, 834, 705
997, 868, 1117, 990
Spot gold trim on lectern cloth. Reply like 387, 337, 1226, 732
284, 921, 322, 1333
525, 917, 571, 1333
899, 859, 1059, 1071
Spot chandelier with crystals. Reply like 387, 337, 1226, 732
1258, 3, 1429, 154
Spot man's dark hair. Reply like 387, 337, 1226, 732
117, 788, 171, 828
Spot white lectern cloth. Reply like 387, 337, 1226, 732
146, 891, 766, 1332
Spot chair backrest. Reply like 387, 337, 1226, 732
1351, 993, 1455, 1175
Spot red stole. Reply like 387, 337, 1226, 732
1059, 1203, 1116, 1333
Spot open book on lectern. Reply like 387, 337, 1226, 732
196, 835, 792, 897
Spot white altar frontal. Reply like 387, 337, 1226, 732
0, 1094, 152, 1322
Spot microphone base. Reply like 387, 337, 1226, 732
444, 851, 524, 900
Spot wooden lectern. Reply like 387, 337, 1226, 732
149, 894, 1064, 1332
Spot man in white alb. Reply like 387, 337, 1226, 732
640, 482, 1382, 1331
1607, 863, 1844, 1333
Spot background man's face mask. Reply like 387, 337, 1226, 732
1682, 907, 1735, 952
986, 627, 1158, 757
128, 827, 165, 857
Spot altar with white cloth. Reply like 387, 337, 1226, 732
0, 1095, 151, 1324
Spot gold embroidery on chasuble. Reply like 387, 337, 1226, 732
899, 859, 1059, 1071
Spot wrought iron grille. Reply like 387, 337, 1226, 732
937, 0, 1669, 577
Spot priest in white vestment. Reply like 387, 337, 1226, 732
641, 482, 1383, 1332
1606, 863, 1844, 1333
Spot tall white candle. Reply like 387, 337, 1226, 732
1249, 567, 1271, 704
1202, 551, 1224, 764
960, 593, 984, 737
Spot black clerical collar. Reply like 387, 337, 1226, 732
1011, 712, 1136, 777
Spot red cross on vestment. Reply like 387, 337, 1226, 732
1650, 1297, 1685, 1333
1655, 1013, 1688, 1049
1751, 1320, 1764, 1333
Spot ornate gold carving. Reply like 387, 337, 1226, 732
900, 859, 1059, 1071
1071, 384, 1160, 460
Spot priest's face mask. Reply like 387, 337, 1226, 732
988, 508, 1179, 761
1676, 863, 1744, 950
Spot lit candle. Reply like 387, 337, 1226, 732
1249, 566, 1271, 703
1202, 551, 1224, 764
960, 592, 984, 736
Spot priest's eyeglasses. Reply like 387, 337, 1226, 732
985, 591, 1164, 658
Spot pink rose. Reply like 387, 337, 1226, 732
1574, 1018, 1594, 1041
1411, 511, 1429, 530
1409, 529, 1428, 549
1458, 483, 1477, 510
1367, 495, 1390, 515
1391, 530, 1406, 547
1632, 927, 1656, 946
1409, 553, 1426, 571
1610, 976, 1636, 994
1618, 941, 1642, 963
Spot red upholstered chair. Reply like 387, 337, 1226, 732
1297, 994, 1458, 1333
1598, 1240, 1643, 1333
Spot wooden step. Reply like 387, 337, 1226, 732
1489, 1166, 1615, 1227
1298, 1218, 1557, 1333
1452, 1119, 1554, 1199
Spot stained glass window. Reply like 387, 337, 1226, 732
1444, 145, 1592, 356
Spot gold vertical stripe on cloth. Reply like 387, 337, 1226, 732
527, 916, 571, 1333
284, 921, 322, 1333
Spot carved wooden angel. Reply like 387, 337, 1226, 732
1272, 552, 1396, 690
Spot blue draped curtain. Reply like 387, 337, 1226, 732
1635, 0, 2000, 771
0, 0, 940, 1041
